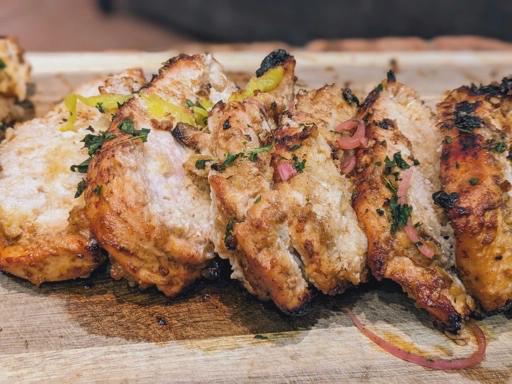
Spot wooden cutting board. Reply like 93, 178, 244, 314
1, 51, 512, 383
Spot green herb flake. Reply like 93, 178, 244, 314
383, 156, 395, 175
82, 131, 115, 156
247, 144, 272, 162
224, 152, 240, 166
75, 178, 87, 198
70, 158, 91, 173
254, 195, 262, 204
393, 152, 410, 170
383, 177, 397, 193
469, 177, 480, 186
195, 159, 211, 170
119, 119, 150, 142
444, 136, 453, 144
0, 59, 6, 70
493, 141, 507, 153
185, 99, 195, 108
254, 334, 268, 340
118, 119, 135, 134
96, 102, 105, 113
389, 195, 413, 233
292, 155, 306, 173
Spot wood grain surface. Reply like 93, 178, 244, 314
1, 51, 512, 383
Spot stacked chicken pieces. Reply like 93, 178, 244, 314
1, 47, 511, 333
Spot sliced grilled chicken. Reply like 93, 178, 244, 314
353, 74, 474, 332
208, 52, 367, 313
0, 69, 145, 284
437, 77, 512, 313
0, 37, 33, 138
206, 51, 298, 310
85, 54, 235, 297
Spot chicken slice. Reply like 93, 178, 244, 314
353, 74, 474, 332
0, 69, 145, 284
206, 51, 298, 310
208, 53, 367, 313
0, 37, 33, 138
437, 77, 512, 313
85, 54, 235, 297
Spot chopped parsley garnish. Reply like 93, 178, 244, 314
383, 151, 411, 176
195, 159, 211, 170
82, 131, 115, 156
488, 140, 507, 153
444, 136, 453, 144
70, 158, 90, 173
247, 144, 272, 162
185, 99, 195, 108
393, 152, 410, 170
254, 334, 268, 340
383, 177, 397, 193
469, 177, 480, 185
212, 145, 273, 171
224, 218, 237, 250
75, 178, 87, 198
254, 195, 262, 204
292, 155, 306, 173
118, 118, 150, 142
224, 152, 240, 166
96, 102, 105, 113
223, 119, 231, 130
389, 195, 413, 234
71, 131, 115, 176
0, 59, 5, 70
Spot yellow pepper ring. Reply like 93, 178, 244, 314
141, 93, 195, 126
59, 93, 132, 132
230, 66, 284, 103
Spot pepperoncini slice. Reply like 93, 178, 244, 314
78, 94, 132, 113
60, 94, 78, 132
230, 66, 284, 102
59, 93, 132, 132
142, 93, 195, 126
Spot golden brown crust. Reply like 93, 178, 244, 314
353, 78, 474, 332
437, 79, 512, 313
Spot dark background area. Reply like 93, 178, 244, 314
122, 0, 512, 45
2, 0, 511, 51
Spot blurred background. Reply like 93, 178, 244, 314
3, 0, 512, 51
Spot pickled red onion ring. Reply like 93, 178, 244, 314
277, 160, 297, 181
345, 309, 486, 370
340, 153, 356, 174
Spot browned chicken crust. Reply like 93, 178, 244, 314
353, 76, 474, 332
437, 77, 512, 313
85, 54, 234, 297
